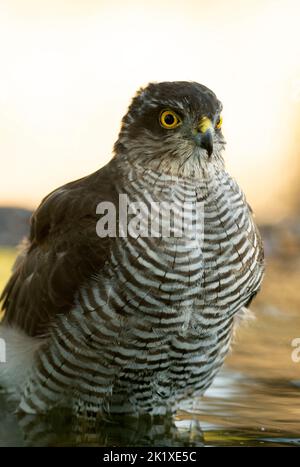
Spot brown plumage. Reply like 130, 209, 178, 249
1, 161, 118, 336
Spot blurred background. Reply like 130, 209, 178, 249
0, 0, 300, 219
0, 0, 300, 446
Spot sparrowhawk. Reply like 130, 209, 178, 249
0, 81, 264, 417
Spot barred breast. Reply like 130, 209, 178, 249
19, 162, 264, 416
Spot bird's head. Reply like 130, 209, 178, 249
114, 81, 226, 178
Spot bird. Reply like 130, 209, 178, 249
0, 81, 264, 418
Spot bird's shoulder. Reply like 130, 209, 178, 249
31, 160, 118, 242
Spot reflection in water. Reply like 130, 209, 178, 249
1, 369, 299, 447
0, 397, 204, 447
0, 261, 300, 446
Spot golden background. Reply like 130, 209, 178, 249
0, 0, 299, 222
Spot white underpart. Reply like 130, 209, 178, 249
0, 325, 44, 395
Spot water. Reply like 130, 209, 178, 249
0, 260, 300, 446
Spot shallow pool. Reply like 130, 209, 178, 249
0, 260, 299, 446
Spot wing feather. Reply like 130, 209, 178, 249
1, 161, 117, 337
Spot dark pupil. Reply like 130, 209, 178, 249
164, 113, 175, 125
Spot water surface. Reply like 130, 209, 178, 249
0, 259, 299, 447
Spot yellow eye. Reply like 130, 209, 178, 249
216, 115, 223, 130
159, 110, 182, 129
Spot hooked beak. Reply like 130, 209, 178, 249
192, 116, 214, 157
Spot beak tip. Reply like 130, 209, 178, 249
199, 131, 214, 157
192, 129, 214, 156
